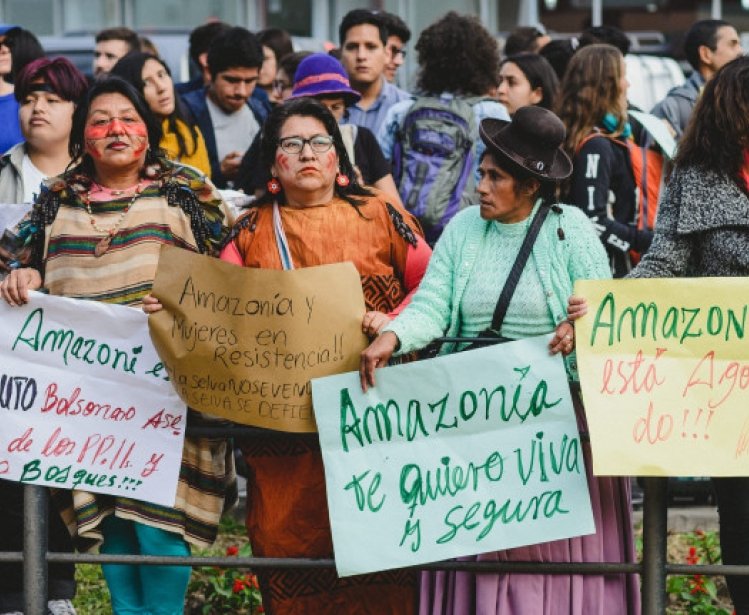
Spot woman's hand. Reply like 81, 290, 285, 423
0, 268, 42, 306
362, 311, 391, 337
567, 295, 589, 321
142, 294, 163, 314
360, 331, 399, 392
549, 320, 575, 356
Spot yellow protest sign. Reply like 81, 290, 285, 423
575, 278, 749, 476
149, 246, 368, 432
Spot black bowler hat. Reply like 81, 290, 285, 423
479, 106, 572, 182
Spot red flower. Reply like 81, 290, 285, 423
233, 578, 245, 593
257, 606, 265, 613
226, 545, 239, 556
686, 546, 699, 565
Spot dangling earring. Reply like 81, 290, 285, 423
267, 177, 281, 194
335, 172, 350, 187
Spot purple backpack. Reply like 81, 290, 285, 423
392, 94, 482, 245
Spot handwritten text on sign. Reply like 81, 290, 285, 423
0, 292, 186, 507
311, 337, 594, 577
149, 246, 368, 433
576, 278, 749, 476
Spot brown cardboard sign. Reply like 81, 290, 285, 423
149, 245, 368, 432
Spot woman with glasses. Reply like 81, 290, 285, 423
214, 96, 431, 614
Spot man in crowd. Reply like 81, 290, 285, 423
503, 24, 551, 55
380, 12, 410, 85
182, 26, 267, 188
176, 21, 231, 95
93, 27, 138, 78
652, 19, 742, 139
338, 9, 409, 135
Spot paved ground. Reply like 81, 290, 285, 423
633, 506, 719, 532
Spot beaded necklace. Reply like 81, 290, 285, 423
83, 182, 145, 257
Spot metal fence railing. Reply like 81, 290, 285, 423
11, 399, 746, 614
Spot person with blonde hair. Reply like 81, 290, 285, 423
556, 43, 652, 278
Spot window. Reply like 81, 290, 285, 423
132, 0, 241, 30
4, 0, 55, 35
264, 0, 312, 37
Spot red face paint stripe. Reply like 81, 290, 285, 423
84, 120, 148, 140
276, 153, 290, 171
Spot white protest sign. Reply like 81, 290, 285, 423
311, 336, 594, 577
0, 292, 187, 507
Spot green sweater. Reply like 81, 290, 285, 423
385, 203, 612, 379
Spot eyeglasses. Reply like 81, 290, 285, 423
0, 38, 8, 50
278, 134, 335, 155
272, 79, 291, 92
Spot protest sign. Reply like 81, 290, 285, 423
0, 292, 186, 507
149, 245, 368, 432
576, 278, 749, 476
311, 336, 594, 577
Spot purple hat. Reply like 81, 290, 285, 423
291, 53, 361, 107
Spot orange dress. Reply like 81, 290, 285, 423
224, 193, 422, 615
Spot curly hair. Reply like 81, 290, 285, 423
415, 12, 499, 96
257, 97, 372, 208
555, 44, 626, 159
676, 56, 749, 185
3, 27, 44, 83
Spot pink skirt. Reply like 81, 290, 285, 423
419, 388, 641, 615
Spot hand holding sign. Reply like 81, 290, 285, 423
313, 336, 594, 577
149, 245, 369, 432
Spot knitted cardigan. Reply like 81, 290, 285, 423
629, 166, 749, 278
385, 203, 611, 379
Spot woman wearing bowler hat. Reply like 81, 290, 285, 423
361, 106, 640, 615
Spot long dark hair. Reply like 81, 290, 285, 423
110, 52, 199, 160
4, 27, 44, 83
69, 77, 163, 175
675, 56, 749, 188
501, 53, 559, 111
257, 97, 372, 207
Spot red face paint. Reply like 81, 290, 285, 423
84, 119, 148, 141
323, 150, 337, 172
275, 153, 290, 171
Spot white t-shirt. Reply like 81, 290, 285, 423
206, 96, 259, 164
22, 154, 46, 204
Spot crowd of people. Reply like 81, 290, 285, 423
1, 8, 748, 615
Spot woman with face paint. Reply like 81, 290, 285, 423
111, 52, 212, 178
0, 77, 235, 615
155, 96, 429, 614
0, 58, 87, 615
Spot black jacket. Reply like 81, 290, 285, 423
566, 133, 653, 278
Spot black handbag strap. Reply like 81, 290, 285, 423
488, 204, 550, 334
